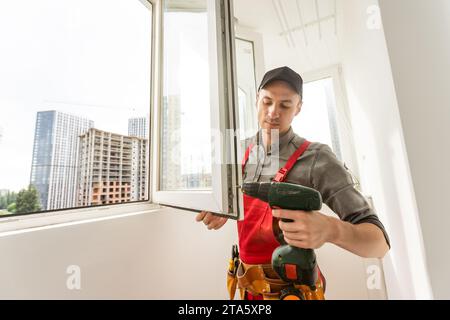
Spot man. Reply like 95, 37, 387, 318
196, 66, 390, 298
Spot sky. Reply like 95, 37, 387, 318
0, 0, 152, 192
0, 0, 215, 192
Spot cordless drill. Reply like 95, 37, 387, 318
241, 181, 322, 296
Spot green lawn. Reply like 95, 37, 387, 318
0, 209, 11, 216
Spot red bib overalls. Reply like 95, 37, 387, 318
238, 140, 311, 265
238, 140, 319, 300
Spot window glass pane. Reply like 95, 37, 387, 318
291, 77, 342, 160
0, 0, 152, 217
236, 38, 258, 140
161, 0, 212, 191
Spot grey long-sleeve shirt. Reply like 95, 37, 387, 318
243, 127, 390, 248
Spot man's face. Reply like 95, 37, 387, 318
256, 80, 302, 136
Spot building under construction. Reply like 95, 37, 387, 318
77, 128, 148, 206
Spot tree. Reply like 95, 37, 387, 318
0, 191, 17, 209
7, 191, 17, 205
0, 196, 6, 209
7, 202, 16, 213
15, 185, 41, 214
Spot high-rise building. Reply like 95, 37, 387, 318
128, 116, 149, 139
161, 95, 181, 190
130, 136, 148, 201
128, 117, 149, 197
181, 173, 212, 189
77, 128, 148, 206
160, 95, 212, 190
30, 111, 93, 211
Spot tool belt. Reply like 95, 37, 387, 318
227, 260, 326, 300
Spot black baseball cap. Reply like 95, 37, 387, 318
258, 66, 303, 97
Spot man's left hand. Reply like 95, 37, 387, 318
272, 209, 336, 249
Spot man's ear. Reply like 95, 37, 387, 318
255, 92, 260, 108
295, 99, 302, 116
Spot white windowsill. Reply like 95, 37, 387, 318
0, 202, 163, 237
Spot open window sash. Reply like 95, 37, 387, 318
151, 0, 241, 219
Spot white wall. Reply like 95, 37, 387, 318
337, 0, 432, 299
379, 0, 450, 299
0, 207, 378, 299
0, 208, 237, 299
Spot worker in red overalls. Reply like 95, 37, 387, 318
196, 66, 390, 300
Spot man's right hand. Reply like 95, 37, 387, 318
195, 211, 228, 230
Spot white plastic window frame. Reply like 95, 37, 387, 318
151, 0, 240, 218
231, 25, 265, 220
234, 25, 265, 138
234, 25, 265, 94
302, 65, 361, 184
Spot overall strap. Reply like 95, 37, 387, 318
273, 140, 311, 182
242, 144, 254, 175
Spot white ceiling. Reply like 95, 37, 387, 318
234, 0, 337, 46
165, 0, 341, 71
233, 0, 340, 72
